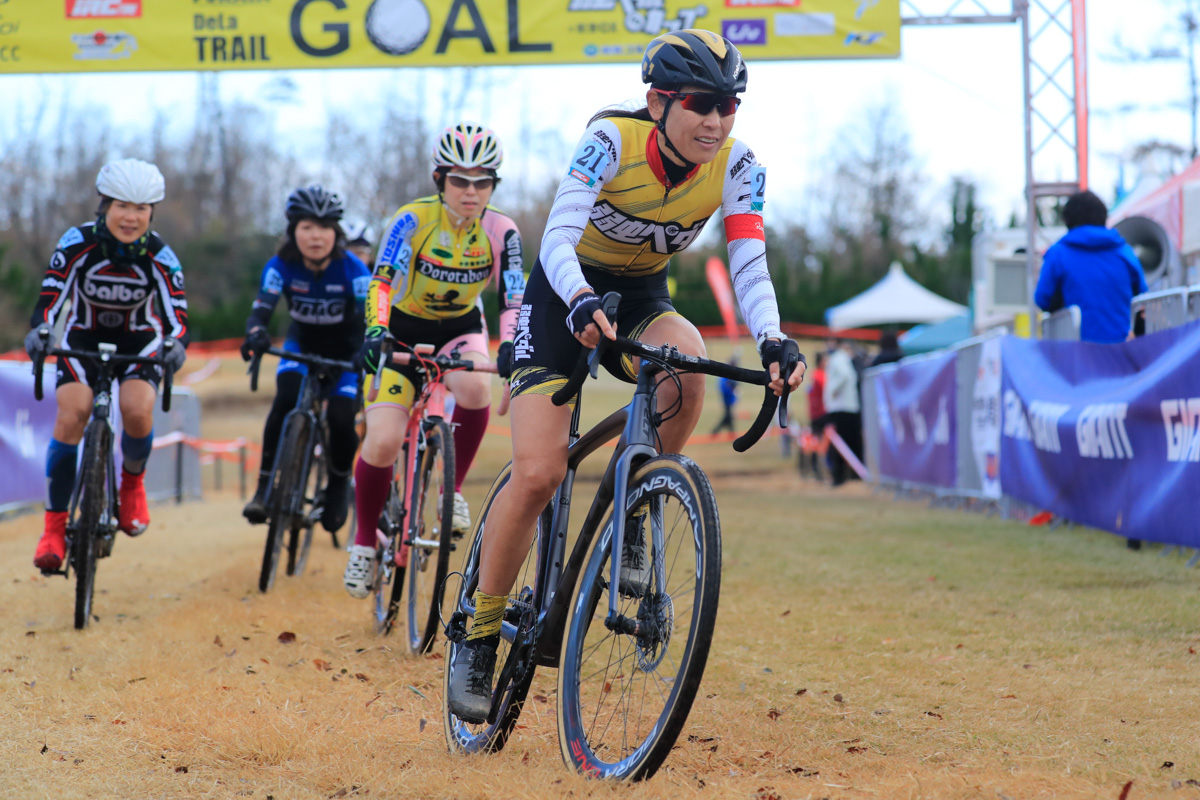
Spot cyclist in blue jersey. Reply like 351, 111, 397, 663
240, 186, 370, 534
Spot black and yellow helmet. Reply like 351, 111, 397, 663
641, 29, 748, 94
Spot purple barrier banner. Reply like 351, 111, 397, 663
0, 362, 57, 510
875, 351, 957, 488
1000, 321, 1200, 547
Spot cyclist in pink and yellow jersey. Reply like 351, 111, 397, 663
343, 122, 526, 599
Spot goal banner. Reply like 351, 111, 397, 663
0, 0, 900, 75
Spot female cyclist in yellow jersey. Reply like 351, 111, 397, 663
448, 30, 806, 722
343, 122, 526, 598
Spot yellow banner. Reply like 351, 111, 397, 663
0, 0, 899, 75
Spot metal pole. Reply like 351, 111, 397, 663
175, 440, 184, 504
1019, 0, 1039, 335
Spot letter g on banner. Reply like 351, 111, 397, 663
291, 0, 350, 57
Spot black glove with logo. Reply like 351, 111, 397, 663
240, 327, 272, 362
759, 338, 804, 377
357, 325, 391, 374
566, 292, 603, 337
24, 327, 50, 361
496, 340, 514, 380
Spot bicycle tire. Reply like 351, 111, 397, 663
72, 423, 111, 629
557, 453, 721, 781
286, 429, 321, 578
259, 414, 308, 593
443, 464, 542, 755
373, 481, 405, 636
404, 418, 455, 655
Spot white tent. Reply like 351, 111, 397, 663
825, 262, 968, 330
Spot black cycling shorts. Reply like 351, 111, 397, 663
55, 329, 162, 389
509, 260, 678, 399
366, 307, 487, 409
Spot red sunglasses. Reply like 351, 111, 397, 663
653, 89, 741, 117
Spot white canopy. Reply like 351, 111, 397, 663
825, 262, 968, 330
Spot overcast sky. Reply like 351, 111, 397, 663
3, 1, 1192, 238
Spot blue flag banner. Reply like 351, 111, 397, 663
875, 351, 957, 488
0, 362, 58, 510
1000, 321, 1200, 546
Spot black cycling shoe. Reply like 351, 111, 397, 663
447, 636, 498, 724
321, 475, 351, 533
242, 485, 268, 525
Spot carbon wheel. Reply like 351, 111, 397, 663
557, 454, 721, 781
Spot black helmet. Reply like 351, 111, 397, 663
641, 29, 747, 94
285, 184, 344, 222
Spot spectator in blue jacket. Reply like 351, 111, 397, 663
1035, 190, 1148, 344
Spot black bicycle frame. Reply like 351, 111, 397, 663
263, 373, 326, 525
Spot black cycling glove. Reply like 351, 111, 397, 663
759, 338, 804, 376
240, 327, 271, 362
566, 292, 602, 337
357, 325, 391, 374
496, 340, 514, 380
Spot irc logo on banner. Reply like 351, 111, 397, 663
1076, 403, 1133, 460
66, 0, 142, 18
1161, 398, 1200, 462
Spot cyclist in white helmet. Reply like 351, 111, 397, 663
26, 158, 189, 571
342, 122, 527, 600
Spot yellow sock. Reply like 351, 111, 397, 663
468, 591, 506, 640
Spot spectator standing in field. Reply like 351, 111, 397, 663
802, 351, 827, 478
823, 338, 862, 487
1034, 189, 1148, 344
711, 356, 739, 434
871, 331, 904, 367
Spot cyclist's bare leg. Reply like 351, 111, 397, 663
442, 351, 491, 410
443, 350, 491, 512
117, 379, 156, 437
52, 383, 93, 444
360, 404, 410, 467
634, 314, 707, 454
477, 392, 572, 597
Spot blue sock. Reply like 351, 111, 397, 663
46, 439, 78, 512
121, 429, 154, 475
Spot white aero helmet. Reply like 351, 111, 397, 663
432, 122, 503, 171
342, 218, 374, 246
96, 158, 166, 204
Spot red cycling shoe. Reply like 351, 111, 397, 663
118, 469, 150, 536
33, 511, 68, 571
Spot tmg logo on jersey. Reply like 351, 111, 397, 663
66, 0, 142, 18
589, 202, 706, 253
289, 298, 347, 326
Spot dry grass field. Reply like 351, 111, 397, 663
1, 350, 1198, 799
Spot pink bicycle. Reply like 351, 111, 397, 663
369, 342, 500, 655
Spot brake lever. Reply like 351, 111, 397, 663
589, 292, 622, 379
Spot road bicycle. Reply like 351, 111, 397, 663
368, 341, 498, 656
32, 331, 177, 630
442, 292, 800, 780
247, 346, 356, 593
